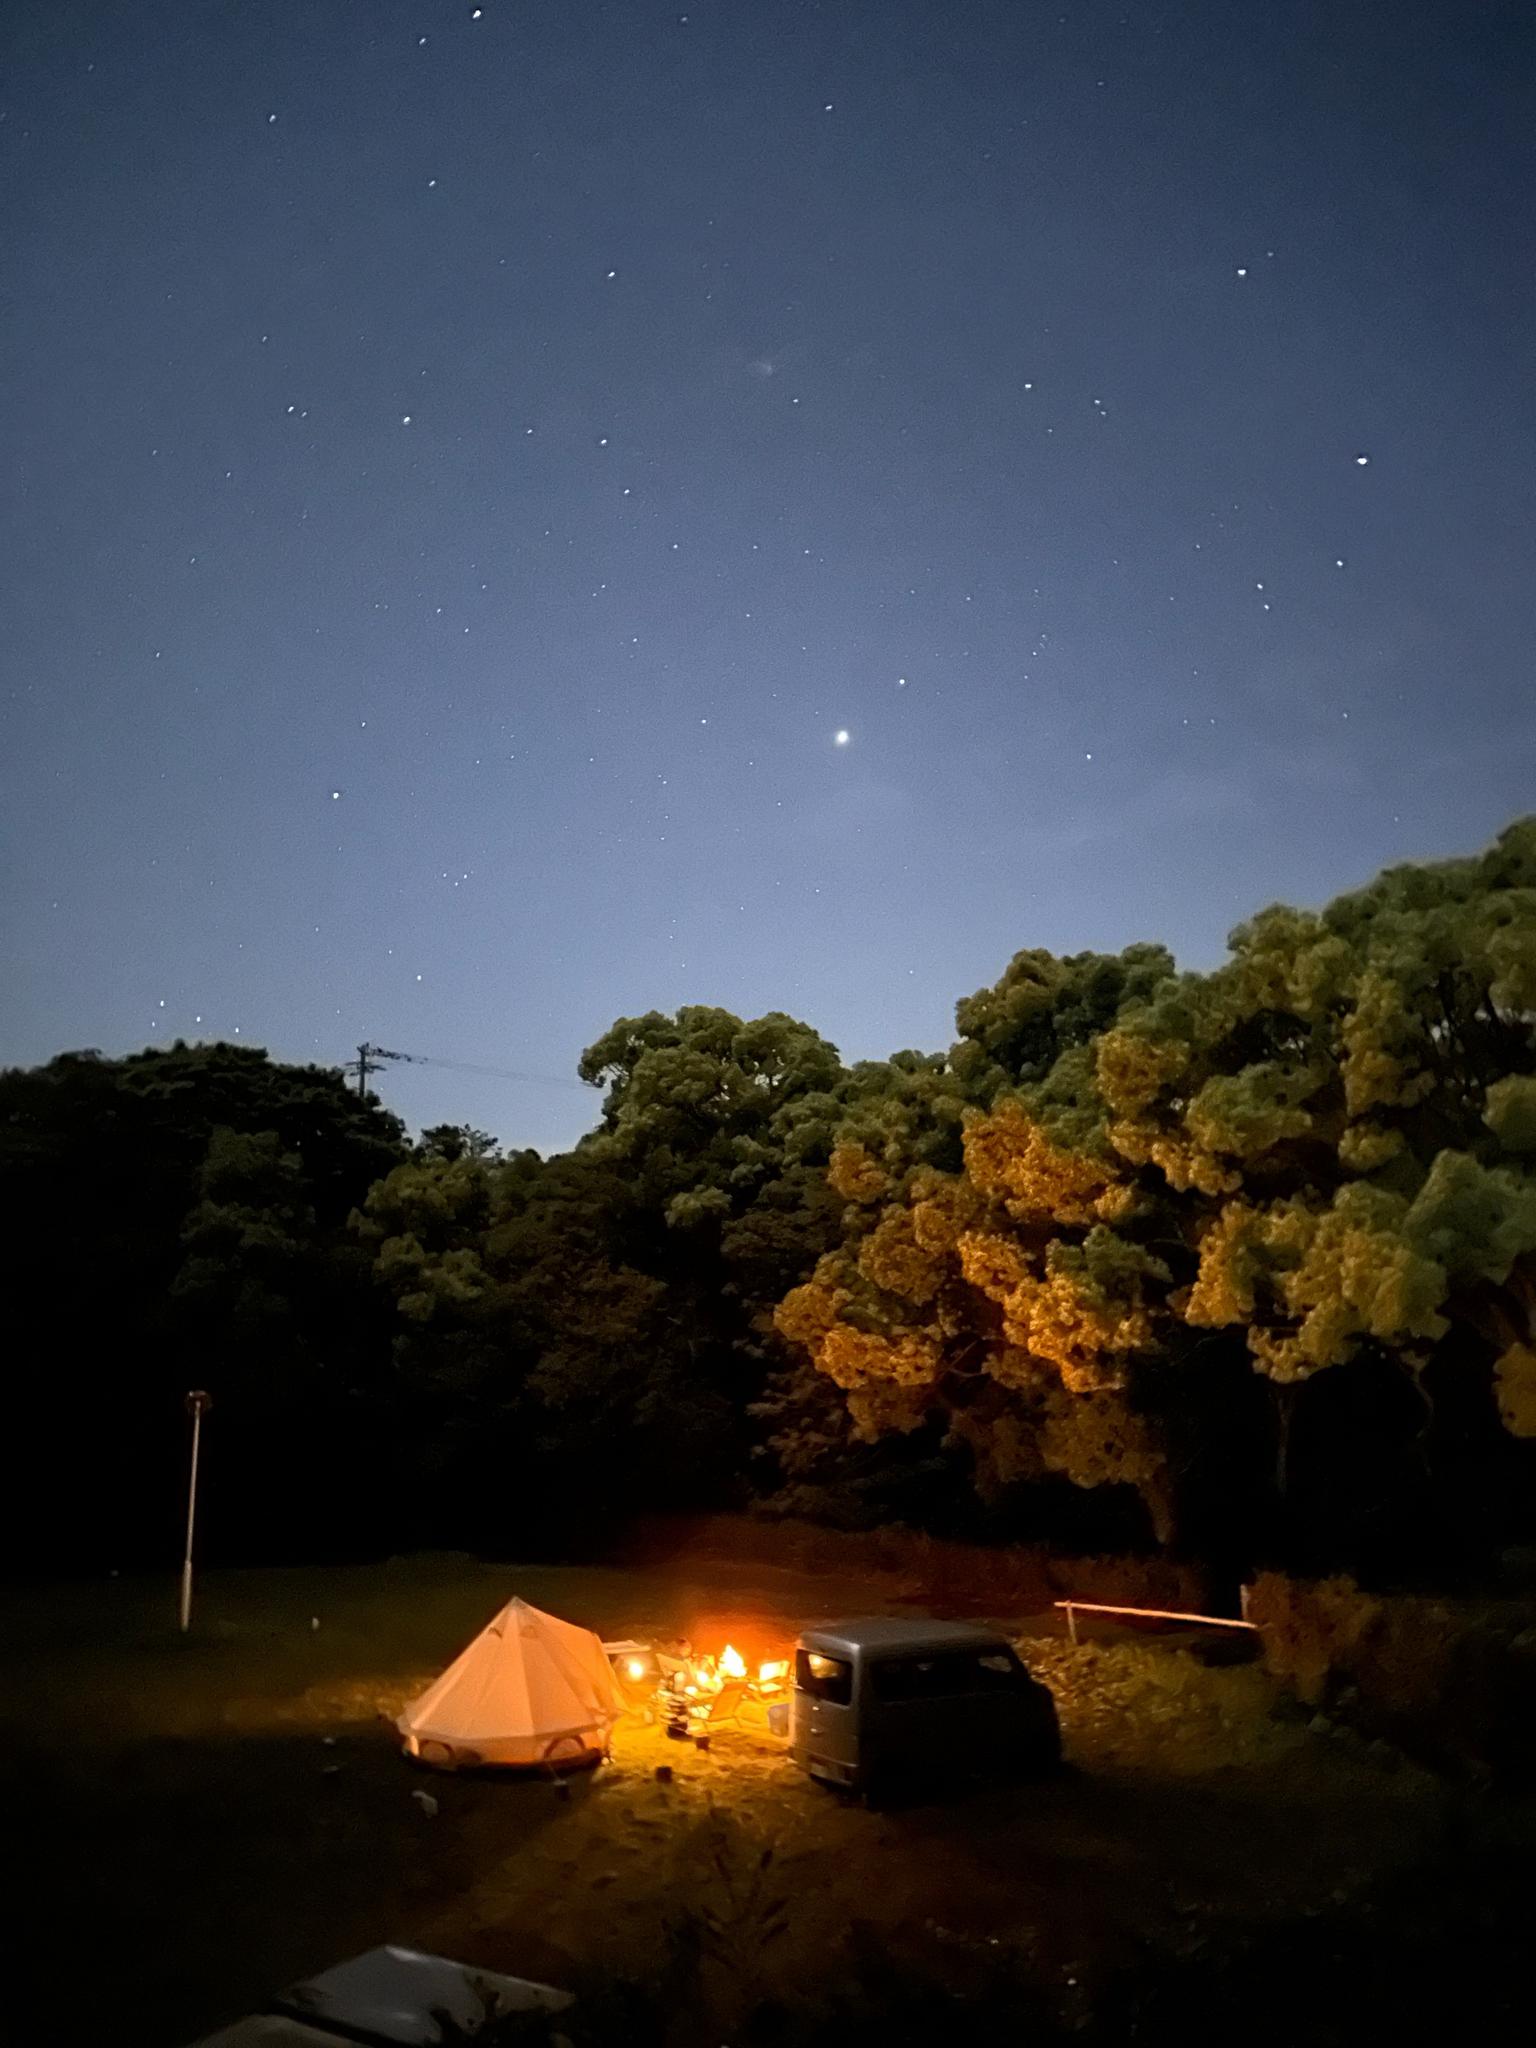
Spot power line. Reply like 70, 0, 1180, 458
404, 1052, 592, 1089
344, 1041, 592, 1098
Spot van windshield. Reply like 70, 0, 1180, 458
795, 1648, 853, 1705
869, 1648, 1027, 1702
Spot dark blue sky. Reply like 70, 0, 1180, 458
6, 0, 1533, 1149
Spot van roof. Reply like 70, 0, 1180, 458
797, 1616, 1012, 1658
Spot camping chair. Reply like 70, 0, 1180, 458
690, 1680, 750, 1732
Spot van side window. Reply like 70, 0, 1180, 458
871, 1649, 1027, 1701
796, 1649, 853, 1705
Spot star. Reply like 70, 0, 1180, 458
834, 729, 850, 746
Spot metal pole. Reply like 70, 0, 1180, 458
179, 1392, 210, 1633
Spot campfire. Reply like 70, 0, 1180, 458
604, 1637, 792, 1742
684, 1643, 790, 1692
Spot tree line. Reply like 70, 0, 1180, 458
4, 817, 1534, 1582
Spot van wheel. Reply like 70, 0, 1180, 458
1002, 1729, 1062, 1781
859, 1770, 900, 1812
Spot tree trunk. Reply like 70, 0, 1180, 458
1272, 1380, 1295, 1500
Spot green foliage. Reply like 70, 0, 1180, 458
772, 816, 1536, 1568
1484, 1076, 1536, 1155
4, 819, 1533, 1577
0, 1042, 407, 1567
173, 1127, 315, 1337
1404, 1151, 1536, 1284
417, 1122, 502, 1162
953, 943, 1176, 1089
355, 1008, 857, 1548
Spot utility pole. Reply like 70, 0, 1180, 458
350, 1043, 420, 1098
180, 1390, 212, 1633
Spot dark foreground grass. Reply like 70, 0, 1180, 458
3, 1554, 1526, 2046
1, 1551, 923, 2042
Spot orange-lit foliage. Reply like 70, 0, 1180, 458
771, 821, 1536, 1554
827, 1141, 890, 1205
962, 1098, 1128, 1229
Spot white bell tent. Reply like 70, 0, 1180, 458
397, 1596, 621, 1770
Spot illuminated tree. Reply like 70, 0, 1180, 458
775, 1092, 1182, 1539
774, 820, 1536, 1556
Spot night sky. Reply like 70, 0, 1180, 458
6, 1, 1533, 1150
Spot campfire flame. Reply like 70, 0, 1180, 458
640, 1638, 791, 1713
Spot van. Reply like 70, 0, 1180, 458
790, 1616, 1059, 1796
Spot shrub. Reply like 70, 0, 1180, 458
1247, 1571, 1536, 1777
1245, 1573, 1384, 1705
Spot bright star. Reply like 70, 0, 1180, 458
834, 729, 850, 746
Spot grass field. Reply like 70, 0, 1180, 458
3, 1551, 1517, 2045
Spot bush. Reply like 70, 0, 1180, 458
622, 1513, 1209, 1616
1247, 1571, 1536, 1777
1245, 1573, 1385, 1706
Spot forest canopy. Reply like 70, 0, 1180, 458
4, 818, 1534, 1579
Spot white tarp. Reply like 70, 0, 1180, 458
185, 2021, 342, 2048
275, 1945, 572, 2045
186, 1946, 573, 2048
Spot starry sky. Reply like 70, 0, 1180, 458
5, 0, 1534, 1151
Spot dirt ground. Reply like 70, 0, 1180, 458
0, 1552, 1487, 2044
